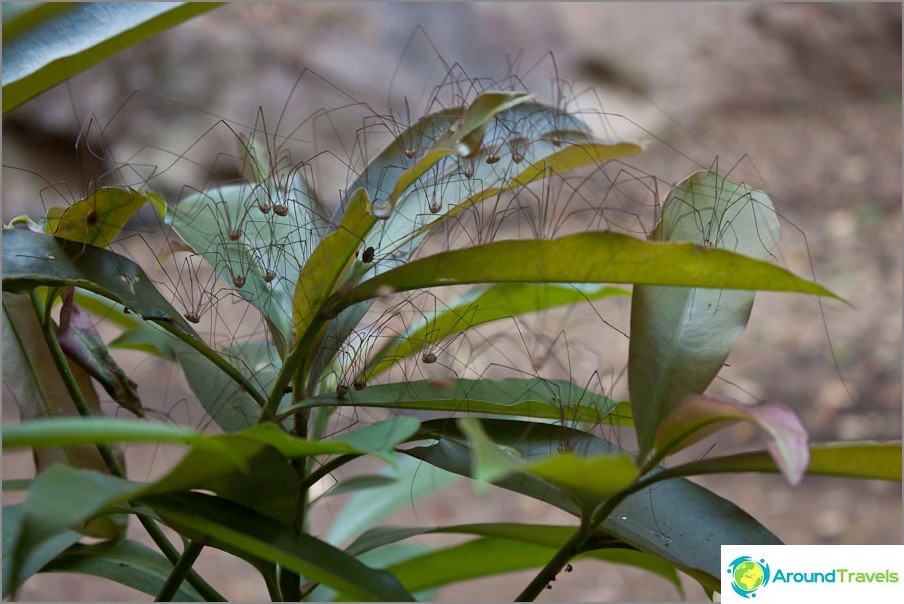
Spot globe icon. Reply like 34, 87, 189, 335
733, 560, 765, 592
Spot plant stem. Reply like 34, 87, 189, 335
280, 377, 311, 602
155, 541, 205, 601
139, 518, 225, 602
515, 518, 592, 601
515, 481, 652, 602
297, 453, 360, 492
32, 291, 226, 602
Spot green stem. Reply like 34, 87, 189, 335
155, 541, 204, 602
515, 475, 662, 602
140, 518, 224, 602
515, 517, 593, 601
280, 376, 312, 601
32, 291, 225, 602
33, 291, 124, 474
297, 454, 361, 492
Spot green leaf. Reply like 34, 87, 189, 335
324, 416, 421, 463
142, 492, 415, 601
312, 102, 639, 388
174, 342, 266, 432
3, 417, 216, 451
44, 187, 157, 248
2, 2, 222, 113
330, 231, 838, 314
56, 287, 142, 416
380, 92, 533, 214
628, 171, 784, 460
654, 395, 809, 485
364, 283, 629, 381
324, 475, 399, 497
2, 504, 81, 599
40, 540, 204, 601
457, 417, 638, 511
344, 523, 682, 596
6, 465, 138, 596
407, 418, 781, 592
327, 455, 461, 547
280, 378, 627, 426
166, 173, 326, 348
659, 441, 902, 482
2, 228, 268, 414
3, 228, 197, 334
292, 187, 375, 345
237, 134, 270, 184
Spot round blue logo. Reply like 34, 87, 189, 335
727, 556, 771, 598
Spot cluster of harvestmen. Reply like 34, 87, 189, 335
4, 28, 803, 460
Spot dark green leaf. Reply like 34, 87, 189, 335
6, 466, 137, 596
40, 540, 203, 601
3, 2, 222, 113
142, 492, 415, 601
280, 378, 627, 426
3, 229, 197, 334
3, 229, 268, 416
457, 417, 637, 512
629, 171, 783, 460
407, 418, 781, 592
2, 504, 81, 598
344, 523, 681, 596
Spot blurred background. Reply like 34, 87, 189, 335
3, 3, 901, 601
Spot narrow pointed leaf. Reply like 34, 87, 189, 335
344, 523, 682, 595
406, 418, 781, 592
2, 505, 81, 599
3, 2, 222, 113
142, 492, 415, 601
629, 171, 785, 459
364, 283, 628, 381
654, 395, 809, 485
40, 540, 204, 601
3, 229, 268, 413
280, 378, 627, 426
331, 231, 838, 313
658, 441, 902, 482
3, 228, 198, 335
293, 188, 375, 344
